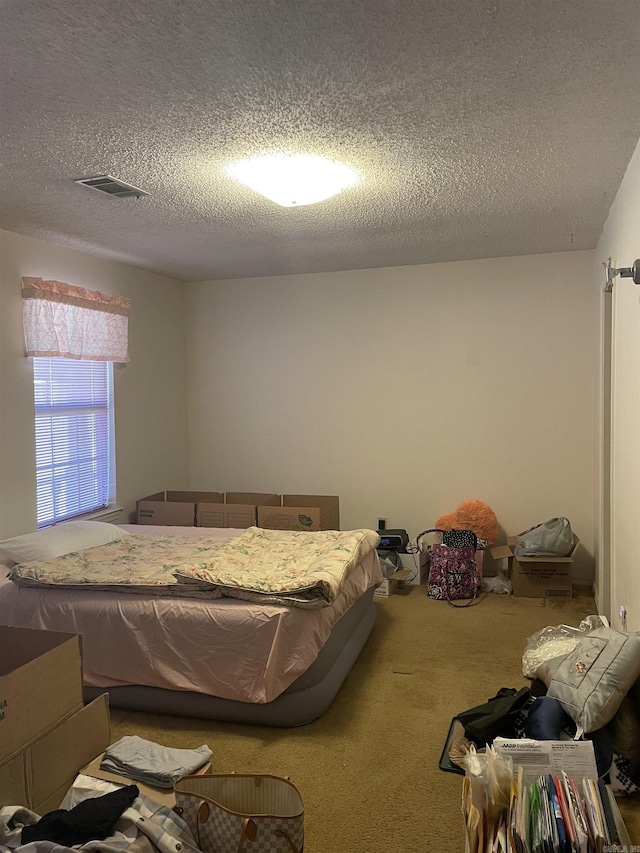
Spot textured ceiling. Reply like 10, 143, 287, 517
2, 0, 640, 282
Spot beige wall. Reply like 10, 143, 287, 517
0, 231, 605, 588
186, 250, 599, 581
0, 229, 190, 536
3, 166, 636, 603
596, 136, 640, 629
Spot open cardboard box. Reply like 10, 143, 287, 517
0, 693, 111, 814
140, 490, 340, 531
196, 492, 280, 529
0, 691, 208, 812
0, 625, 208, 812
490, 534, 578, 598
0, 626, 111, 812
0, 625, 85, 766
374, 567, 412, 598
137, 491, 224, 526
197, 503, 256, 528
258, 495, 340, 531
282, 495, 340, 530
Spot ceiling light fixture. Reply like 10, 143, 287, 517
225, 153, 360, 208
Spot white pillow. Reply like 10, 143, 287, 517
0, 521, 130, 565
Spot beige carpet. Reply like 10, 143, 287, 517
111, 585, 640, 850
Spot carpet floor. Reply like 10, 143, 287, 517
110, 584, 640, 850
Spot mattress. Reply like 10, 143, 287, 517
84, 586, 378, 726
0, 525, 383, 721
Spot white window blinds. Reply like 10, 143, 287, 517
34, 358, 114, 528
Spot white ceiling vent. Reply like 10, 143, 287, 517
74, 175, 149, 199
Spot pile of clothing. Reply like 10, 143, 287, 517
447, 617, 640, 794
0, 737, 213, 853
0, 789, 200, 853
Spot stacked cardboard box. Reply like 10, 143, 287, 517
138, 491, 340, 531
0, 626, 111, 812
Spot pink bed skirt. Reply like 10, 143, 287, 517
0, 525, 382, 704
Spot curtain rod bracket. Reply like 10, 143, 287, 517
603, 258, 640, 292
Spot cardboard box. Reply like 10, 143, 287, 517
490, 535, 578, 598
197, 503, 256, 528
197, 492, 280, 529
142, 491, 339, 531
225, 492, 281, 507
374, 569, 411, 598
0, 693, 111, 813
282, 495, 340, 530
374, 577, 397, 598
196, 492, 282, 529
258, 495, 340, 531
137, 491, 224, 526
258, 504, 321, 531
0, 626, 84, 765
391, 568, 412, 587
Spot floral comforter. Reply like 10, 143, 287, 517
173, 526, 381, 606
8, 535, 227, 598
8, 526, 380, 608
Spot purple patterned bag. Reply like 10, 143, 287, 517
426, 530, 481, 607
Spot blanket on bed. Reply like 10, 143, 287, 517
7, 535, 227, 597
8, 527, 380, 607
172, 526, 381, 606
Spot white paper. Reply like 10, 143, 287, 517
493, 738, 598, 785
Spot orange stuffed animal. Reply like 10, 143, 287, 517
435, 499, 497, 544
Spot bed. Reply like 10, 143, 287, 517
0, 522, 383, 727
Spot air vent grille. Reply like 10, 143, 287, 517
74, 175, 149, 199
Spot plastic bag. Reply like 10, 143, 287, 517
481, 574, 512, 595
461, 743, 513, 844
59, 773, 122, 809
514, 517, 574, 557
521, 614, 608, 678
378, 550, 400, 577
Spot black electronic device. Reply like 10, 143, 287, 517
376, 528, 409, 552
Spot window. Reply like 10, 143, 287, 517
33, 357, 115, 528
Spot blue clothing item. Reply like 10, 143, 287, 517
524, 695, 613, 777
525, 696, 571, 740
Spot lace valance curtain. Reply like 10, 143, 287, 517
22, 276, 131, 363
